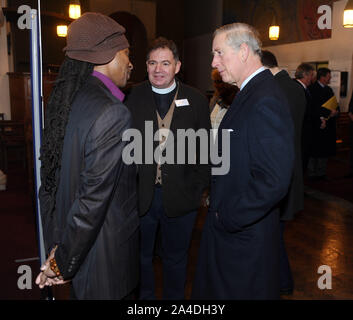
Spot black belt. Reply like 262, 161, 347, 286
155, 183, 162, 188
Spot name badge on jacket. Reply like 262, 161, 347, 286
175, 99, 190, 107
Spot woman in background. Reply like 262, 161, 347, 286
209, 68, 238, 135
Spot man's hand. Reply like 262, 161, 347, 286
320, 117, 327, 129
35, 264, 67, 288
35, 246, 70, 288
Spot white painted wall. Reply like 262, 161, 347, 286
263, 0, 353, 111
0, 1, 11, 119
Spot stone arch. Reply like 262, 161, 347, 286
109, 11, 148, 84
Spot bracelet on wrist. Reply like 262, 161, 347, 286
49, 258, 61, 277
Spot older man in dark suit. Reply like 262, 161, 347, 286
36, 13, 139, 299
192, 23, 294, 299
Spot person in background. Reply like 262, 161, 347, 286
308, 68, 339, 180
261, 50, 306, 296
209, 68, 238, 137
294, 63, 322, 174
35, 13, 139, 300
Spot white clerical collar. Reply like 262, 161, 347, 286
318, 80, 325, 88
152, 80, 176, 94
240, 67, 266, 91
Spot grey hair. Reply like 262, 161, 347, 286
214, 23, 262, 57
295, 63, 315, 80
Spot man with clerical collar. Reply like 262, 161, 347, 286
125, 37, 211, 300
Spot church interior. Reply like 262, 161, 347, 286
0, 0, 353, 300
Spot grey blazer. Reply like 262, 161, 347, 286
39, 76, 139, 299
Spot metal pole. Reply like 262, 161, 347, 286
30, 7, 45, 267
37, 0, 44, 128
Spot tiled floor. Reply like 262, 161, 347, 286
153, 189, 353, 300
283, 191, 353, 300
156, 155, 353, 300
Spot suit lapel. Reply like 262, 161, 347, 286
220, 73, 258, 130
220, 69, 272, 131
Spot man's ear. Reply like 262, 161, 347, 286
175, 60, 181, 75
239, 43, 250, 62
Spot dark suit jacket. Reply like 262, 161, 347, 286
192, 69, 294, 299
294, 79, 312, 152
295, 79, 324, 171
125, 80, 211, 217
275, 71, 306, 220
39, 76, 140, 299
297, 80, 314, 146
308, 81, 338, 157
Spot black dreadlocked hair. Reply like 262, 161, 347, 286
40, 56, 94, 218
